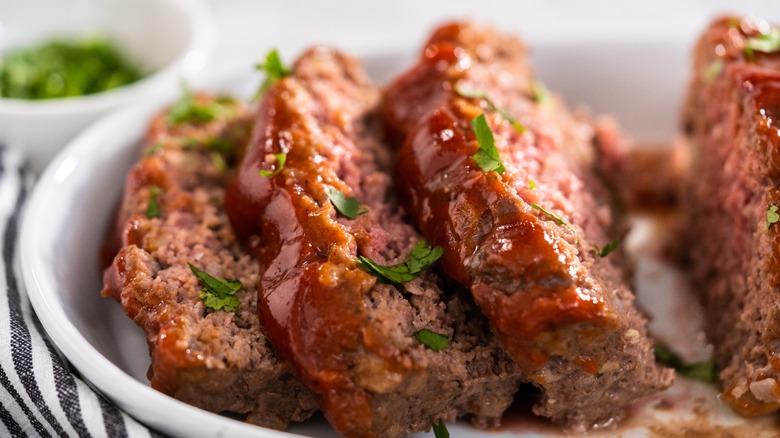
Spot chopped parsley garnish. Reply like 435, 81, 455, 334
455, 84, 526, 133
528, 180, 537, 190
768, 205, 780, 229
144, 143, 164, 157
210, 152, 227, 172
745, 27, 780, 58
167, 85, 235, 125
471, 114, 506, 174
188, 263, 242, 312
145, 186, 162, 219
254, 49, 291, 99
595, 239, 620, 257
414, 329, 449, 351
529, 203, 574, 233
206, 137, 233, 155
326, 187, 368, 219
531, 80, 550, 105
357, 240, 444, 284
654, 343, 717, 383
0, 37, 143, 99
703, 60, 724, 83
259, 152, 287, 177
432, 420, 449, 438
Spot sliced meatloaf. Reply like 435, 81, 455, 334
383, 22, 673, 429
225, 48, 523, 437
101, 93, 317, 429
680, 16, 780, 416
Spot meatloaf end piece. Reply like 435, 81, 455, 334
680, 16, 780, 416
225, 48, 523, 438
101, 94, 317, 429
383, 22, 673, 429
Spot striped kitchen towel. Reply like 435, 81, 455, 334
0, 146, 161, 438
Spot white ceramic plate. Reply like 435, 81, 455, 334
19, 5, 780, 437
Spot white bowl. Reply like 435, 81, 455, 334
0, 0, 214, 173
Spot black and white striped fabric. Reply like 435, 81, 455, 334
0, 147, 160, 437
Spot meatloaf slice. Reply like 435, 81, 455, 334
225, 48, 523, 438
101, 93, 317, 429
680, 16, 780, 416
383, 22, 673, 429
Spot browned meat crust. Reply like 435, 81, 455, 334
680, 16, 780, 416
383, 22, 673, 429
225, 48, 523, 437
101, 94, 318, 429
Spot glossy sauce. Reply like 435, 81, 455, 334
384, 23, 609, 376
225, 53, 425, 436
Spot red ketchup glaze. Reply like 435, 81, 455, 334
737, 68, 780, 181
225, 73, 412, 436
385, 23, 608, 375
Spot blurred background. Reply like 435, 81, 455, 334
203, 0, 779, 143
1, 0, 778, 163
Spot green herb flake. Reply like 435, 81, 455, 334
414, 329, 449, 351
206, 137, 233, 155
358, 240, 444, 284
471, 114, 506, 174
188, 263, 242, 312
167, 85, 236, 126
745, 28, 780, 57
455, 84, 525, 133
210, 152, 227, 172
768, 205, 780, 229
259, 152, 287, 177
326, 187, 368, 219
529, 203, 575, 233
531, 80, 550, 105
654, 343, 717, 383
595, 239, 620, 257
703, 60, 724, 83
496, 108, 527, 133
254, 49, 291, 100
432, 420, 449, 438
528, 180, 537, 190
144, 143, 164, 157
145, 186, 162, 219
